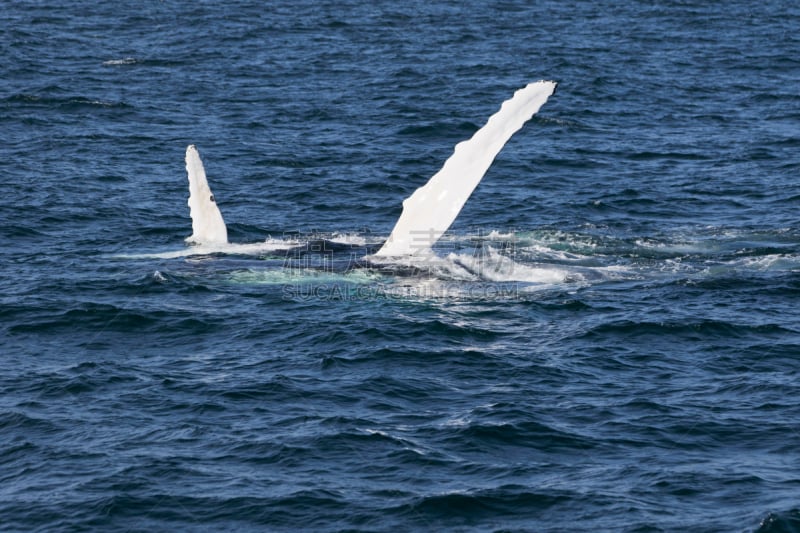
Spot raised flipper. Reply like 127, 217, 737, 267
185, 144, 228, 245
373, 80, 557, 257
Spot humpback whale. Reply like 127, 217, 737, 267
185, 144, 228, 245
184, 80, 557, 259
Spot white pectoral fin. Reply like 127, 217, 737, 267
374, 80, 557, 257
185, 145, 228, 245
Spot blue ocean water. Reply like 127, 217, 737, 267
2, 1, 800, 531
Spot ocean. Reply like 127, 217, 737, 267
2, 1, 799, 531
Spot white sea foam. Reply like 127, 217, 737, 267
728, 254, 800, 272
634, 238, 718, 255
102, 57, 138, 66
112, 238, 300, 260
485, 230, 516, 240
229, 267, 382, 285
329, 233, 368, 246
520, 243, 588, 262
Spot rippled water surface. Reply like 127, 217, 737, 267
2, 1, 800, 531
